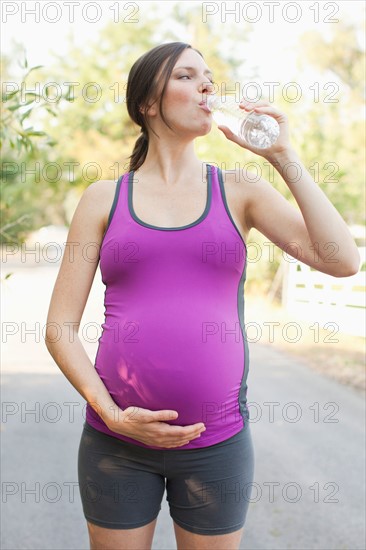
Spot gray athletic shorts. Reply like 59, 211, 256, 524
77, 421, 255, 535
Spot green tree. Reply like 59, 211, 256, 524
297, 20, 365, 224
1, 52, 71, 244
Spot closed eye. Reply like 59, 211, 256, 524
178, 75, 215, 84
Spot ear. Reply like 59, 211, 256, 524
140, 100, 158, 117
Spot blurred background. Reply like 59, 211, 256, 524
1, 1, 365, 549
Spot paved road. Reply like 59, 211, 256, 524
1, 263, 365, 549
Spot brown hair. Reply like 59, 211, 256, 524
126, 42, 204, 172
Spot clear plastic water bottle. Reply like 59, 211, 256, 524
206, 95, 280, 149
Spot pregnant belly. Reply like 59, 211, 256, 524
94, 332, 245, 427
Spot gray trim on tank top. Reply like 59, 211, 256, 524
216, 168, 248, 255
237, 263, 250, 424
128, 163, 212, 231
217, 167, 250, 424
101, 175, 124, 241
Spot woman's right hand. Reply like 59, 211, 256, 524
106, 406, 206, 448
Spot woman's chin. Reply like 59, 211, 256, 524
197, 123, 213, 136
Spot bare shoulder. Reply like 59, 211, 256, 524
220, 167, 258, 233
85, 179, 118, 229
222, 164, 293, 237
86, 179, 118, 200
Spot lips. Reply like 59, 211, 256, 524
199, 100, 212, 113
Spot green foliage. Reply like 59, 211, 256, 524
2, 55, 59, 154
294, 21, 365, 226
298, 23, 365, 102
1, 53, 72, 243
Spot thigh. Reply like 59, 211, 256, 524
87, 518, 158, 550
165, 424, 255, 537
77, 422, 165, 530
173, 521, 244, 550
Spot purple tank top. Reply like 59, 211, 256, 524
86, 164, 250, 449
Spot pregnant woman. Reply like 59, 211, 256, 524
45, 42, 360, 550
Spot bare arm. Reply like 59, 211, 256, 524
243, 149, 360, 277
44, 180, 120, 426
219, 100, 360, 277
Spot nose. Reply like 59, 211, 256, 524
199, 79, 215, 95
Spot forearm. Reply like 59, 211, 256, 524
45, 331, 120, 427
267, 147, 360, 273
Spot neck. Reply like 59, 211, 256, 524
135, 134, 204, 187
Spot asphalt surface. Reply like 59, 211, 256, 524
1, 261, 365, 549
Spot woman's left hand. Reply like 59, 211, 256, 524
217, 99, 292, 160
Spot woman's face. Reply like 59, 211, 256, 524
148, 48, 215, 138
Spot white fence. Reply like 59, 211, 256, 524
281, 247, 366, 337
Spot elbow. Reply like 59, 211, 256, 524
334, 257, 361, 278
346, 250, 362, 276
44, 322, 59, 352
345, 264, 361, 277
44, 319, 79, 349
44, 336, 55, 353
335, 267, 358, 278
329, 244, 362, 277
